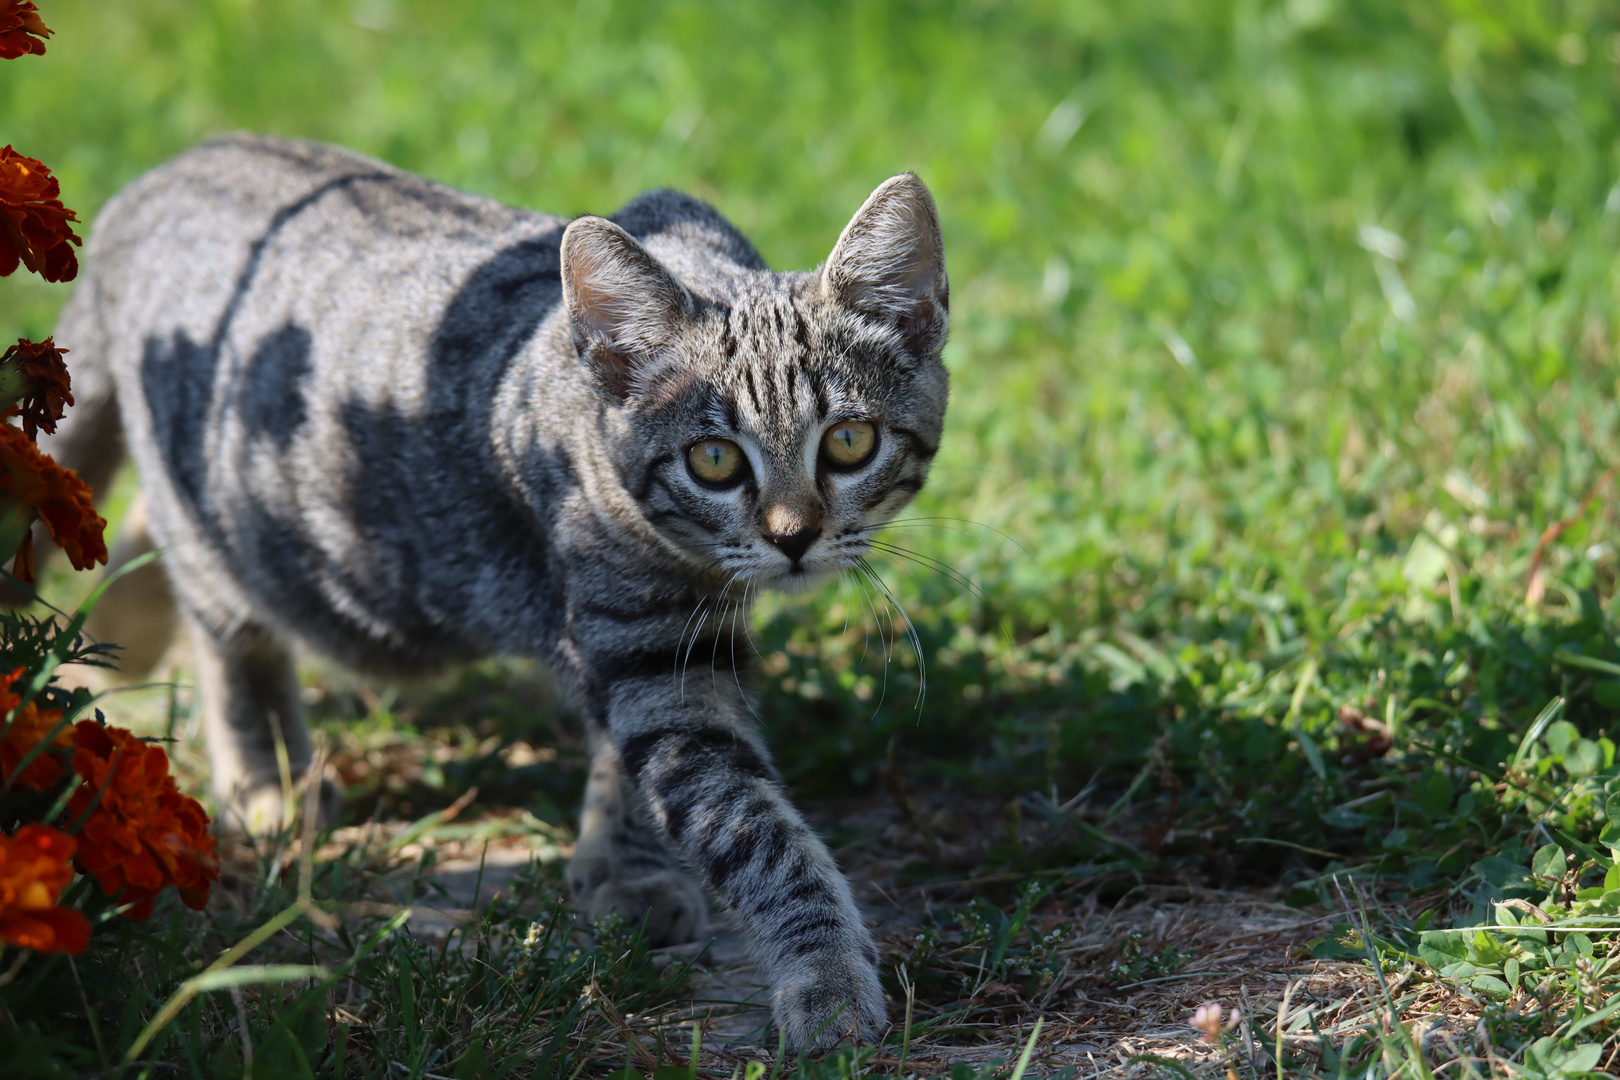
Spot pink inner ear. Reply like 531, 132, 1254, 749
587, 344, 635, 399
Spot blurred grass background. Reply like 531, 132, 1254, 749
5, 0, 1620, 887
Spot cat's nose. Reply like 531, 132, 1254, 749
764, 524, 822, 564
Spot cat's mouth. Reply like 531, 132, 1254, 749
765, 561, 835, 595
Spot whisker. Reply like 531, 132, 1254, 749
852, 560, 891, 720
866, 515, 1039, 563
855, 521, 984, 542
675, 593, 713, 704
728, 591, 761, 721
839, 571, 853, 639
708, 593, 732, 698
864, 539, 984, 599
739, 578, 765, 662
859, 556, 927, 715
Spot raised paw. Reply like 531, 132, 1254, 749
772, 951, 888, 1051
573, 868, 707, 948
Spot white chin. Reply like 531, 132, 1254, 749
762, 565, 836, 595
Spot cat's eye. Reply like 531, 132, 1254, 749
821, 420, 877, 469
687, 438, 746, 486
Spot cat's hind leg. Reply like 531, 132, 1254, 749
82, 495, 181, 682
189, 616, 338, 833
569, 734, 707, 947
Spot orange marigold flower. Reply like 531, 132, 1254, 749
0, 2, 51, 60
0, 824, 89, 954
0, 422, 107, 577
0, 337, 72, 439
68, 722, 219, 920
0, 146, 81, 283
0, 665, 68, 791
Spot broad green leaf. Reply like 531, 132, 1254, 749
1532, 844, 1566, 879
1477, 926, 1509, 958
1525, 1037, 1602, 1080
1309, 928, 1363, 961
1509, 924, 1549, 947
1546, 720, 1579, 757
1471, 974, 1511, 1000
1418, 930, 1467, 970
1418, 771, 1452, 818
1504, 957, 1520, 992
1607, 792, 1620, 824
1567, 739, 1602, 777
1474, 855, 1534, 890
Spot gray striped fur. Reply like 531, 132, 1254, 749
43, 135, 948, 1049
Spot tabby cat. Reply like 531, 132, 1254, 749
43, 135, 949, 1048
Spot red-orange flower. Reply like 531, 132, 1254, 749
0, 337, 72, 440
0, 824, 89, 954
0, 2, 51, 60
0, 666, 68, 791
0, 146, 80, 282
67, 722, 218, 919
0, 422, 107, 578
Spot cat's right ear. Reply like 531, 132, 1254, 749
561, 217, 694, 402
821, 173, 949, 359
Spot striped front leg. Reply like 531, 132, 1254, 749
606, 674, 887, 1050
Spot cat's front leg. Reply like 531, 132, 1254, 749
606, 678, 887, 1050
569, 733, 708, 947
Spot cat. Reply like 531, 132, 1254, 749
41, 134, 949, 1049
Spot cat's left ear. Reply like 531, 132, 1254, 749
821, 173, 949, 359
562, 216, 694, 402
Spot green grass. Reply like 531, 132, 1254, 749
6, 0, 1620, 1075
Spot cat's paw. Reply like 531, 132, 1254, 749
772, 951, 888, 1051
575, 869, 707, 948
217, 777, 341, 835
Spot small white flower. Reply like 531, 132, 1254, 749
1190, 1001, 1239, 1044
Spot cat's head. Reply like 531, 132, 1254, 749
560, 174, 949, 593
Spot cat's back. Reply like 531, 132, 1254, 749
66, 134, 578, 668
81, 134, 568, 362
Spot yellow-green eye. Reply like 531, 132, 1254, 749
687, 438, 746, 486
821, 420, 877, 469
